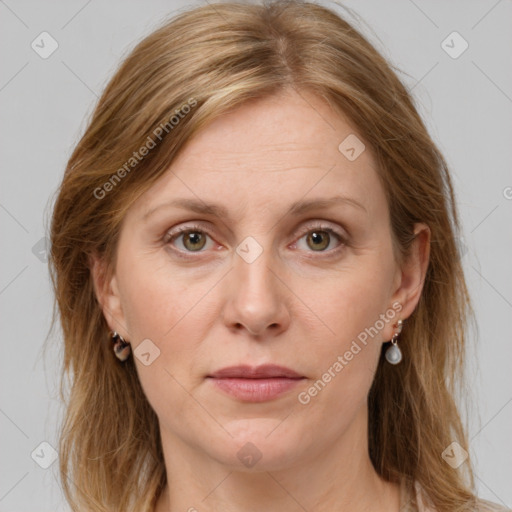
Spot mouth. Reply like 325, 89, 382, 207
206, 364, 305, 402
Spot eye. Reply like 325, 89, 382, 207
293, 224, 346, 254
164, 222, 347, 258
164, 224, 214, 253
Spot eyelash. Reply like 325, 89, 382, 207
164, 222, 347, 260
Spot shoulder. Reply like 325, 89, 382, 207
405, 480, 511, 512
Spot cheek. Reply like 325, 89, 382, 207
120, 261, 209, 424
296, 274, 389, 430
118, 253, 202, 341
315, 264, 393, 345
302, 255, 395, 396
117, 254, 216, 393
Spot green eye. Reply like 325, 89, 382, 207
305, 230, 331, 251
180, 231, 208, 251
165, 222, 346, 259
165, 224, 213, 253
296, 226, 344, 253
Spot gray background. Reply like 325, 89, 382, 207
1, 0, 511, 510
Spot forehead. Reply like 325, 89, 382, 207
132, 89, 385, 221
179, 90, 366, 165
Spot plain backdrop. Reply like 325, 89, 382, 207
0, 0, 511, 510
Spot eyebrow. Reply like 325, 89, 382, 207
142, 195, 367, 222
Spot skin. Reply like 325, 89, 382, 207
93, 88, 430, 511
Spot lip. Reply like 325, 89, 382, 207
208, 364, 303, 379
207, 364, 305, 402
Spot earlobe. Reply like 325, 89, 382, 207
89, 254, 128, 338
388, 222, 431, 329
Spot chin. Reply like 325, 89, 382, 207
207, 419, 307, 472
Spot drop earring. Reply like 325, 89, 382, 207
112, 331, 131, 362
385, 319, 403, 365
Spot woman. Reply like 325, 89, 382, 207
49, 1, 510, 511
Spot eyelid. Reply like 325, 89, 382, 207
163, 223, 211, 243
163, 223, 217, 250
294, 220, 346, 240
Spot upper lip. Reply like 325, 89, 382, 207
208, 364, 304, 379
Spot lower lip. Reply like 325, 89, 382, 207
208, 377, 304, 402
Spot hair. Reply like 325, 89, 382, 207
48, 1, 478, 511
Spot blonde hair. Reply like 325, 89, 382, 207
49, 1, 477, 510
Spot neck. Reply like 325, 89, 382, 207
154, 407, 401, 512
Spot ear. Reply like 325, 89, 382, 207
386, 222, 431, 338
89, 253, 130, 340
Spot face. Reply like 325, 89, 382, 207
98, 88, 423, 472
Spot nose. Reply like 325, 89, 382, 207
222, 246, 291, 338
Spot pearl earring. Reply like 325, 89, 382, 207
385, 319, 403, 365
